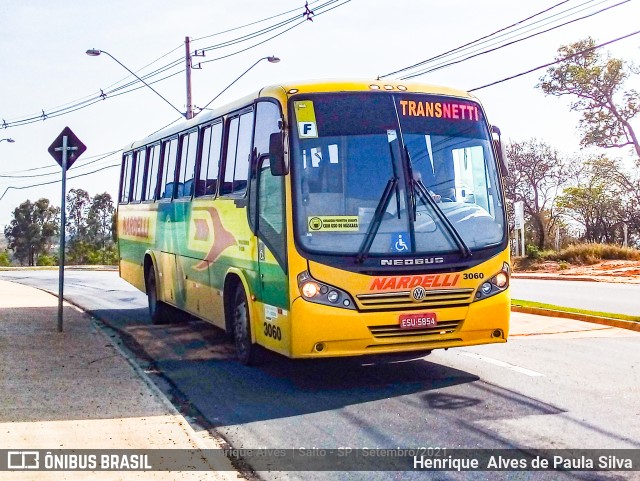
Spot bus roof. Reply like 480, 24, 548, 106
124, 79, 477, 152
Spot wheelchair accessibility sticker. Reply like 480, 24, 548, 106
391, 232, 411, 252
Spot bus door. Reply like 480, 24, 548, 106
256, 157, 289, 348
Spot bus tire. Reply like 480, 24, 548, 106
232, 285, 259, 365
146, 266, 171, 325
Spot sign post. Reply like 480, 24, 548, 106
513, 201, 525, 257
48, 127, 86, 332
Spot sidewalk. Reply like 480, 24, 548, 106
0, 280, 238, 480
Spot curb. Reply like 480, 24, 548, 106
511, 305, 640, 332
512, 273, 640, 284
512, 274, 598, 282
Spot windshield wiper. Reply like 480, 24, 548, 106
356, 176, 398, 263
405, 146, 471, 258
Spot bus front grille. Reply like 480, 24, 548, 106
356, 288, 474, 309
369, 320, 461, 339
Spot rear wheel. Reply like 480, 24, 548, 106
146, 266, 171, 325
232, 286, 259, 365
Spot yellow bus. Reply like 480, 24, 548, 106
118, 79, 510, 365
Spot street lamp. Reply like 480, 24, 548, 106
0, 138, 15, 143
86, 48, 186, 118
198, 56, 280, 113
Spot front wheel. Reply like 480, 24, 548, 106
232, 286, 260, 365
146, 266, 172, 325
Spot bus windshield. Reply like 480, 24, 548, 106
290, 92, 506, 257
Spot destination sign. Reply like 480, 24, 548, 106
398, 100, 480, 121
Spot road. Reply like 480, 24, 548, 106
1, 270, 639, 481
511, 277, 640, 316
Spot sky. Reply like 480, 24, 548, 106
1, 0, 639, 229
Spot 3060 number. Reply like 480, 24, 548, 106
263, 323, 282, 341
463, 273, 484, 280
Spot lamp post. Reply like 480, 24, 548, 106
0, 138, 15, 143
86, 48, 186, 118
198, 56, 280, 113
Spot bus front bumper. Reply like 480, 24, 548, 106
289, 291, 510, 358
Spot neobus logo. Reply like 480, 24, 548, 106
122, 216, 150, 238
370, 274, 460, 291
380, 257, 444, 266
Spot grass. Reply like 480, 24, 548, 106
512, 299, 640, 323
519, 243, 640, 266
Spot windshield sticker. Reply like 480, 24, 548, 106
398, 100, 479, 121
308, 216, 359, 232
390, 232, 411, 253
294, 100, 319, 138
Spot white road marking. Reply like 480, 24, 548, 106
458, 351, 544, 377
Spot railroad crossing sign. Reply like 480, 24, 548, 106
48, 126, 86, 169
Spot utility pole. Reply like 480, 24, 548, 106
185, 36, 194, 120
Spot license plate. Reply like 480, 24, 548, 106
399, 312, 437, 330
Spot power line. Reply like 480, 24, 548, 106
379, 0, 629, 81
1, 1, 348, 130
0, 163, 120, 202
468, 29, 640, 91
197, 0, 350, 66
0, 149, 122, 176
0, 151, 122, 180
382, 0, 574, 78
400, 0, 629, 80
192, 0, 323, 42
398, 0, 608, 78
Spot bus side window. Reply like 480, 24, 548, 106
132, 148, 147, 202
177, 130, 198, 199
120, 152, 134, 204
221, 110, 254, 196
160, 138, 178, 199
249, 100, 282, 231
196, 122, 222, 197
145, 143, 161, 201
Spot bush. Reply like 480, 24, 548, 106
86, 245, 118, 265
556, 243, 640, 264
0, 250, 11, 267
36, 254, 58, 266
526, 244, 541, 259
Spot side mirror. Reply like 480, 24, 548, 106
491, 125, 509, 176
269, 132, 287, 176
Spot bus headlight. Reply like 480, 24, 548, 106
301, 282, 320, 298
297, 271, 356, 310
474, 262, 510, 301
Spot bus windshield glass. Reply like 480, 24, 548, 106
290, 92, 506, 257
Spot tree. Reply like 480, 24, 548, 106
86, 192, 116, 264
66, 188, 92, 264
538, 37, 640, 160
4, 199, 59, 266
556, 184, 622, 243
66, 188, 91, 237
576, 156, 640, 244
505, 139, 574, 250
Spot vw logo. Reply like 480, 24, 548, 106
411, 286, 427, 302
